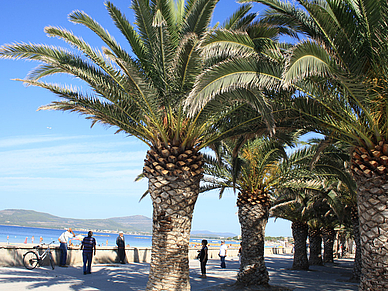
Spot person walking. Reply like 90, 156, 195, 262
81, 231, 96, 275
199, 239, 208, 278
58, 228, 75, 267
219, 240, 228, 268
116, 231, 126, 264
238, 242, 242, 264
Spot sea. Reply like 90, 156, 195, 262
0, 225, 238, 248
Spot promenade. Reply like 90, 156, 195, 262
0, 254, 359, 291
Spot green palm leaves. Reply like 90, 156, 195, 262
202, 137, 290, 200
242, 0, 388, 148
186, 18, 290, 135
0, 0, 227, 151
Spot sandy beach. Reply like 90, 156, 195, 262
0, 254, 358, 291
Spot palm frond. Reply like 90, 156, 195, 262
182, 0, 218, 38
200, 29, 256, 60
187, 56, 281, 115
105, 2, 148, 69
283, 40, 334, 85
221, 4, 254, 30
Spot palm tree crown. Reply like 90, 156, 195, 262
241, 0, 388, 150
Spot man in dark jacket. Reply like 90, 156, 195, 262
116, 231, 126, 264
81, 231, 96, 275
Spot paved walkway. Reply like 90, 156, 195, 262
0, 255, 359, 290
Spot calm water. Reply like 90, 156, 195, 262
0, 225, 151, 247
0, 225, 238, 248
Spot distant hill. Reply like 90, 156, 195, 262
110, 215, 153, 233
0, 209, 237, 237
0, 209, 152, 233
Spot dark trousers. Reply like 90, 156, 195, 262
220, 256, 226, 268
59, 243, 67, 266
118, 247, 126, 263
83, 252, 93, 273
200, 260, 207, 275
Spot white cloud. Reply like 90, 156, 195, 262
0, 135, 147, 172
0, 134, 148, 196
0, 135, 82, 148
0, 175, 147, 196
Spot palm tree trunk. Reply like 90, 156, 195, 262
350, 205, 361, 282
308, 229, 323, 266
291, 222, 309, 270
322, 227, 335, 264
143, 147, 203, 290
353, 175, 388, 290
237, 199, 270, 286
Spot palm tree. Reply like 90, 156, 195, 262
325, 179, 361, 279
322, 225, 336, 264
272, 139, 356, 269
238, 0, 388, 288
0, 1, 262, 289
298, 140, 358, 268
271, 199, 310, 270
204, 134, 342, 284
307, 218, 323, 266
308, 191, 341, 266
202, 137, 291, 286
321, 203, 342, 265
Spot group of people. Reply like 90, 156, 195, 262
199, 240, 228, 278
59, 228, 232, 278
58, 228, 127, 274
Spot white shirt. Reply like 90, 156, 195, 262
219, 244, 228, 256
59, 231, 74, 244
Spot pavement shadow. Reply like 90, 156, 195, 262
190, 258, 239, 290
0, 263, 150, 291
190, 255, 358, 291
265, 255, 358, 291
0, 256, 359, 291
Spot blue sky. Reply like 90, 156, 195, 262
0, 0, 292, 236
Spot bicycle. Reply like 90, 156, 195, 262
23, 241, 56, 270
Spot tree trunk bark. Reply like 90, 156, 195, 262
354, 175, 388, 290
291, 222, 309, 270
350, 205, 361, 282
237, 200, 270, 286
143, 146, 203, 290
322, 227, 335, 264
308, 229, 323, 266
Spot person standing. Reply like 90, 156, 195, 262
58, 228, 75, 267
116, 231, 126, 264
81, 231, 96, 275
238, 242, 242, 264
199, 239, 208, 278
219, 240, 228, 268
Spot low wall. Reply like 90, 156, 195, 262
0, 245, 152, 267
0, 245, 293, 267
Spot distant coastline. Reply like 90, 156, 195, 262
0, 209, 239, 239
0, 225, 243, 248
0, 209, 152, 234
0, 224, 152, 247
